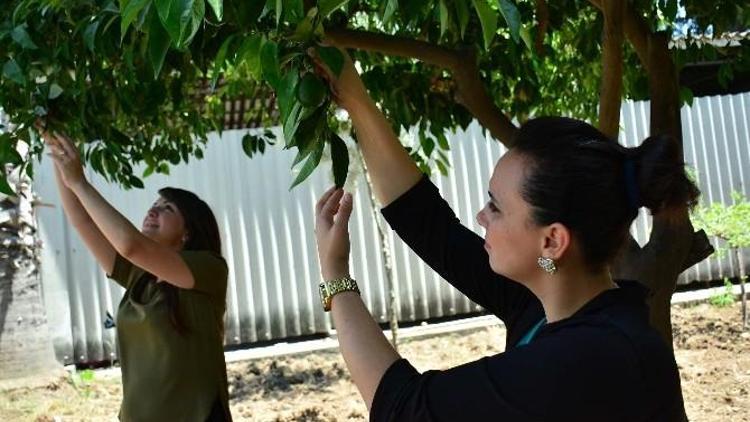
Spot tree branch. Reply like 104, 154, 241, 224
588, 0, 650, 70
598, 0, 625, 138
326, 28, 519, 146
535, 0, 549, 56
680, 229, 714, 272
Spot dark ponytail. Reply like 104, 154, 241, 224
513, 117, 699, 271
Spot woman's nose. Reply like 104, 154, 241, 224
476, 209, 486, 227
147, 207, 159, 218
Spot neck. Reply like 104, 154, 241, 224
531, 268, 618, 323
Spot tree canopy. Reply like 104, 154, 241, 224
0, 0, 747, 193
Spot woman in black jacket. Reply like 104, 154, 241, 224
312, 50, 694, 421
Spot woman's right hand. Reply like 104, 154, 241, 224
310, 46, 370, 112
38, 125, 87, 189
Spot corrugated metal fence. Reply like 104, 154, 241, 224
33, 92, 750, 364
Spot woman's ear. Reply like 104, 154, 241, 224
540, 223, 570, 261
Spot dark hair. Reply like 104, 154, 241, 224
144, 188, 222, 335
512, 116, 699, 271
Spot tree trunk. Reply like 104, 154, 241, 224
605, 26, 714, 356
598, 0, 625, 138
0, 130, 61, 385
734, 248, 747, 330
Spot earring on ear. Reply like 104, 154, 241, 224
537, 256, 557, 274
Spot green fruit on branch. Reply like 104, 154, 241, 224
296, 73, 327, 108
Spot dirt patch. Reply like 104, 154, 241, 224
672, 302, 750, 422
1, 302, 747, 421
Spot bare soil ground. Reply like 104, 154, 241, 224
1, 301, 748, 421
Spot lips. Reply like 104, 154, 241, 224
143, 220, 159, 229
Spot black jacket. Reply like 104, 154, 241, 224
371, 176, 686, 422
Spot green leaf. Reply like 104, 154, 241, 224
284, 0, 304, 23
455, 0, 469, 39
439, 0, 449, 39
120, 0, 150, 40
0, 173, 15, 196
11, 24, 37, 49
329, 133, 349, 187
319, 0, 349, 17
207, 0, 223, 20
497, 0, 521, 43
519, 23, 532, 51
128, 175, 145, 188
275, 0, 282, 25
211, 34, 235, 89
277, 70, 300, 122
680, 86, 694, 107
316, 46, 344, 77
292, 107, 327, 165
241, 133, 256, 157
237, 34, 263, 79
435, 130, 449, 150
663, 0, 678, 21
48, 83, 64, 100
154, 0, 204, 49
84, 19, 101, 52
472, 0, 497, 50
260, 40, 281, 89
143, 165, 156, 178
290, 138, 324, 189
0, 134, 23, 165
436, 158, 448, 175
290, 16, 314, 42
383, 0, 398, 23
148, 11, 172, 78
283, 102, 303, 145
2, 59, 25, 85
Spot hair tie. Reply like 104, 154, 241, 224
623, 158, 640, 212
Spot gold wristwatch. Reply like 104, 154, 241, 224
319, 276, 360, 312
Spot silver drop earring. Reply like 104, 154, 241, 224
537, 256, 557, 274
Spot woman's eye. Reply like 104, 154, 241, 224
488, 202, 499, 213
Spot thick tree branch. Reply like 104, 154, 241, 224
648, 33, 683, 143
598, 0, 625, 138
680, 229, 714, 272
588, 0, 650, 70
326, 28, 519, 146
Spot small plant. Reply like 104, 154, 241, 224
709, 278, 735, 308
68, 368, 95, 398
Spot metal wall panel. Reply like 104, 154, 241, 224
32, 92, 750, 363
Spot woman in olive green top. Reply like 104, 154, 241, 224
42, 128, 232, 421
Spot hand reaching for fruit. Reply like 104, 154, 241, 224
308, 45, 370, 112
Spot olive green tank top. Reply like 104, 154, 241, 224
108, 250, 231, 421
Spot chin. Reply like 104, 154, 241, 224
141, 230, 158, 240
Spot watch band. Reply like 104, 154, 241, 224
319, 276, 360, 312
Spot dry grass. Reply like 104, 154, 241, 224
1, 302, 748, 421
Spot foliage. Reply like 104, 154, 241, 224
709, 278, 736, 308
691, 191, 750, 251
1, 0, 748, 191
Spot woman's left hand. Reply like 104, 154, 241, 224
315, 187, 354, 281
42, 129, 86, 188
